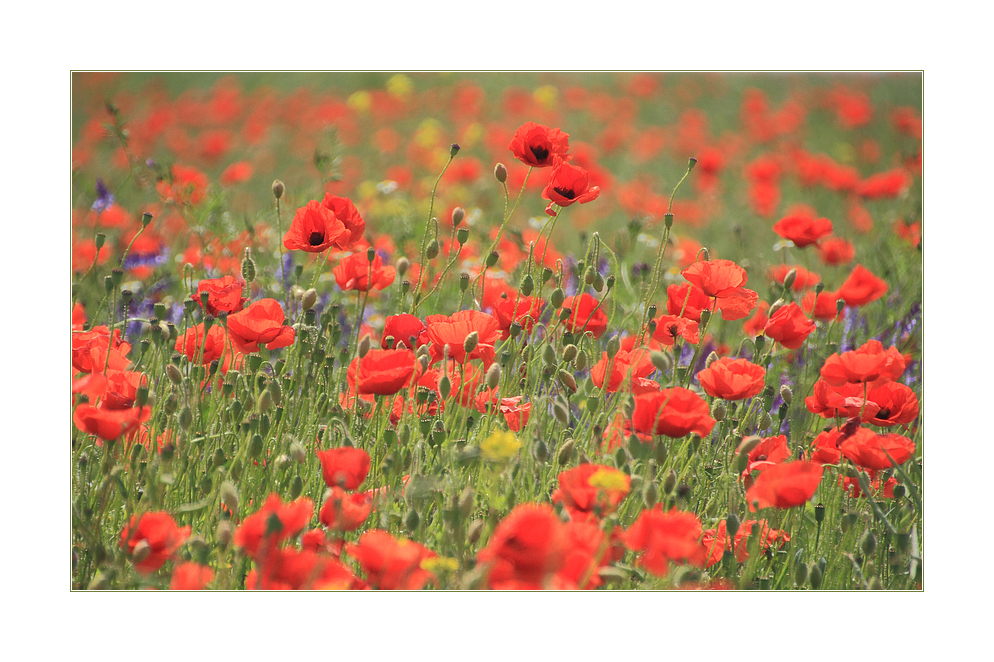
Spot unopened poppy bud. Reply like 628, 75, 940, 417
543, 343, 557, 368
94, 232, 106, 249
486, 251, 499, 267
649, 351, 669, 373
438, 375, 452, 400
141, 212, 153, 228
712, 400, 726, 422
358, 334, 371, 358
809, 562, 822, 589
485, 363, 501, 390
563, 344, 578, 363
758, 411, 773, 430
287, 440, 306, 464
450, 143, 460, 157
517, 273, 534, 296
551, 288, 565, 309
663, 469, 677, 494
216, 519, 234, 551
272, 179, 285, 199
463, 331, 479, 354
794, 561, 808, 586
779, 384, 793, 405
166, 364, 183, 385
291, 284, 305, 302
557, 438, 574, 464
606, 335, 620, 358
558, 370, 577, 393
249, 434, 264, 458
426, 239, 439, 260
783, 269, 797, 290
179, 405, 193, 430
403, 507, 421, 532
768, 299, 785, 318
220, 481, 239, 513
467, 519, 484, 545
584, 266, 596, 286
574, 349, 588, 371
643, 480, 658, 508
535, 439, 549, 463
451, 206, 466, 227
704, 350, 719, 368
258, 390, 272, 414
297, 288, 316, 312
892, 484, 906, 499
861, 531, 877, 557
554, 400, 570, 426
131, 540, 151, 565
494, 162, 508, 183
726, 513, 741, 538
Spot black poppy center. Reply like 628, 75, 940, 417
876, 407, 892, 420
530, 145, 549, 162
308, 231, 324, 246
553, 186, 576, 200
666, 323, 679, 337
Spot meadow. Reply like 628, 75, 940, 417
70, 71, 922, 590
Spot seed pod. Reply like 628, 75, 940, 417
486, 251, 499, 268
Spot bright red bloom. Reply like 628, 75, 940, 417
772, 214, 833, 248
741, 434, 792, 481
346, 530, 436, 590
382, 314, 428, 350
764, 302, 816, 350
283, 199, 351, 253
353, 349, 416, 395
73, 404, 145, 442
681, 259, 758, 321
590, 348, 654, 393
119, 511, 191, 575
72, 326, 131, 374
818, 237, 856, 266
837, 264, 888, 307
820, 339, 907, 386
561, 293, 608, 339
493, 295, 546, 340
196, 275, 247, 317
542, 158, 601, 216
622, 506, 703, 577
425, 310, 501, 365
246, 547, 362, 590
552, 464, 631, 522
226, 298, 295, 353
697, 357, 766, 401
650, 314, 700, 346
557, 521, 623, 590
175, 322, 230, 365
768, 264, 820, 291
746, 461, 823, 512
170, 562, 214, 590
478, 503, 567, 588
802, 289, 845, 321
839, 470, 899, 499
334, 252, 396, 292
839, 427, 916, 470
508, 121, 570, 168
632, 388, 716, 438
667, 283, 711, 322
743, 301, 770, 338
316, 447, 371, 491
809, 428, 843, 464
233, 494, 314, 560
805, 380, 919, 427
319, 486, 374, 532
500, 396, 531, 431
699, 519, 790, 568
856, 168, 910, 199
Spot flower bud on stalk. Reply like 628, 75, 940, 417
558, 370, 577, 394
783, 269, 797, 291
450, 143, 460, 157
358, 334, 371, 358
451, 207, 465, 227
485, 363, 501, 390
463, 332, 479, 354
426, 239, 439, 260
220, 481, 239, 513
241, 248, 257, 283
663, 469, 677, 495
494, 163, 508, 183
557, 439, 574, 465
272, 180, 285, 199
141, 212, 153, 228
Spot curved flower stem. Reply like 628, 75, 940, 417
473, 167, 532, 306
411, 152, 457, 311
275, 198, 290, 312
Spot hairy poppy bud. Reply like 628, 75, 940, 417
861, 531, 877, 557
551, 288, 565, 309
643, 480, 658, 508
557, 438, 574, 464
704, 351, 719, 368
179, 405, 193, 430
451, 207, 465, 227
712, 400, 726, 422
166, 364, 183, 386
463, 331, 479, 354
439, 375, 452, 400
606, 335, 620, 358
726, 513, 741, 538
248, 434, 264, 458
649, 351, 670, 373
450, 143, 460, 157
520, 274, 534, 296
394, 257, 409, 278
553, 400, 570, 426
779, 384, 793, 405
358, 333, 371, 358
426, 239, 439, 260
543, 343, 557, 368
405, 508, 420, 532
220, 481, 239, 513
809, 563, 822, 590
494, 162, 508, 183
486, 363, 501, 390
768, 299, 785, 318
272, 179, 285, 199
241, 249, 256, 283
783, 269, 797, 290
562, 344, 578, 363
216, 520, 234, 550
663, 469, 677, 495
574, 349, 588, 372
758, 411, 773, 430
130, 539, 151, 565
468, 519, 484, 545
558, 370, 577, 393
794, 561, 808, 586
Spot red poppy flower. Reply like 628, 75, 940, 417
157, 164, 208, 205
838, 469, 899, 499
73, 404, 145, 442
772, 214, 833, 247
220, 161, 253, 186
809, 427, 843, 464
697, 357, 766, 401
746, 461, 823, 512
818, 237, 856, 266
493, 295, 546, 340
246, 547, 363, 590
175, 322, 230, 365
839, 427, 916, 470
801, 289, 845, 321
699, 519, 790, 568
196, 275, 247, 317
764, 302, 816, 349
622, 506, 703, 577
650, 314, 700, 346
837, 264, 888, 307
590, 349, 654, 393
500, 396, 531, 431
856, 168, 910, 199
234, 494, 314, 560
805, 380, 918, 427
632, 388, 716, 438
768, 264, 820, 291
478, 503, 566, 588
334, 252, 396, 292
319, 486, 374, 532
820, 339, 907, 386
170, 562, 214, 590
680, 259, 758, 321
382, 314, 428, 350
667, 283, 712, 322
346, 530, 436, 590
425, 310, 501, 365
561, 293, 608, 338
283, 200, 351, 253
72, 326, 131, 374
508, 121, 571, 168
119, 511, 191, 575
226, 298, 295, 353
552, 464, 631, 522
556, 520, 623, 590
743, 301, 770, 338
316, 447, 371, 491
352, 348, 416, 395
542, 158, 601, 216
741, 434, 792, 481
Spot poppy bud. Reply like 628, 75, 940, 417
358, 334, 371, 358
663, 469, 677, 494
272, 179, 285, 199
258, 390, 272, 414
563, 344, 578, 363
450, 143, 460, 157
606, 336, 622, 359
179, 406, 193, 430
485, 363, 501, 390
494, 163, 508, 183
166, 364, 183, 385
486, 251, 499, 267
809, 563, 822, 590
664, 213, 674, 229
249, 434, 264, 458
216, 520, 234, 551
405, 507, 420, 532
130, 540, 151, 565
458, 332, 477, 356
783, 269, 797, 291
557, 438, 574, 464
861, 531, 877, 557
726, 513, 741, 538
892, 484, 906, 499
141, 212, 153, 228
241, 249, 256, 283
699, 308, 711, 328
426, 239, 439, 260
451, 206, 466, 227
574, 349, 588, 372
547, 288, 565, 309
543, 343, 557, 368
558, 370, 577, 393
94, 232, 106, 249
779, 384, 793, 404
647, 351, 668, 373
584, 266, 596, 286
712, 400, 726, 422
220, 481, 239, 513
605, 274, 615, 290
643, 480, 658, 508
554, 400, 570, 426
300, 288, 317, 311
768, 299, 785, 318
535, 440, 549, 464
794, 562, 808, 586
467, 519, 484, 545
438, 375, 452, 400
758, 411, 773, 430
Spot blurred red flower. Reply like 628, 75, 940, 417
772, 214, 833, 247
73, 404, 146, 442
681, 259, 758, 321
478, 503, 566, 588
234, 494, 314, 560
493, 295, 545, 340
622, 506, 703, 577
353, 348, 416, 395
839, 427, 916, 470
319, 486, 374, 532
561, 293, 608, 338
697, 357, 766, 401
346, 530, 436, 590
119, 511, 191, 575
552, 464, 631, 522
220, 161, 253, 186
196, 275, 247, 317
818, 237, 856, 266
837, 264, 888, 307
316, 447, 371, 491
820, 339, 907, 386
590, 348, 654, 393
425, 310, 501, 365
170, 562, 214, 590
334, 252, 396, 292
